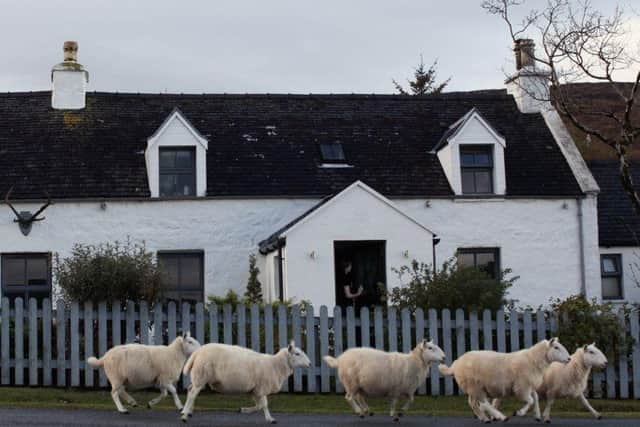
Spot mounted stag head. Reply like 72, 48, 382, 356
4, 187, 52, 236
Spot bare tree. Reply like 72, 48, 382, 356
483, 0, 640, 213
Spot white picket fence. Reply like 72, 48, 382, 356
0, 297, 639, 398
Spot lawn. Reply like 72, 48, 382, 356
0, 387, 638, 418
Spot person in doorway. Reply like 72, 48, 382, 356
341, 260, 363, 307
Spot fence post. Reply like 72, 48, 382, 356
374, 307, 384, 350
84, 301, 94, 387
15, 298, 24, 385
630, 311, 640, 399
455, 309, 465, 396
264, 304, 273, 355
209, 303, 218, 344
70, 301, 80, 386
181, 302, 191, 336
98, 301, 108, 386
523, 311, 533, 348
509, 311, 519, 352
28, 298, 38, 386
387, 308, 397, 352
195, 302, 204, 346
1, 298, 9, 385
237, 304, 246, 347
428, 308, 440, 396
223, 304, 232, 345
333, 306, 343, 393
126, 301, 136, 343
401, 308, 411, 354
496, 309, 506, 353
153, 302, 164, 345
536, 309, 546, 341
112, 300, 122, 347
292, 305, 302, 392
319, 306, 329, 393
56, 299, 66, 387
442, 309, 453, 395
42, 298, 52, 386
306, 305, 316, 393
469, 311, 479, 351
251, 304, 260, 352
482, 309, 492, 350
619, 311, 629, 399
346, 306, 356, 350
415, 308, 426, 395
360, 307, 370, 348
140, 301, 149, 344
167, 301, 177, 340
278, 305, 289, 392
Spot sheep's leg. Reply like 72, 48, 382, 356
532, 390, 542, 421
515, 391, 534, 417
147, 387, 168, 408
345, 393, 363, 416
354, 393, 371, 417
490, 398, 502, 421
258, 396, 276, 424
241, 396, 261, 414
110, 385, 129, 414
578, 394, 601, 419
468, 396, 487, 421
389, 398, 398, 418
119, 389, 138, 407
398, 393, 414, 417
166, 384, 183, 410
543, 398, 554, 423
479, 398, 508, 422
181, 384, 203, 421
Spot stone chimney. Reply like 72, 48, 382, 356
51, 41, 89, 110
506, 39, 549, 113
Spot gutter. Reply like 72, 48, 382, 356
577, 197, 587, 296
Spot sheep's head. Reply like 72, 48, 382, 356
546, 337, 571, 364
180, 331, 201, 356
416, 339, 446, 364
286, 340, 311, 368
582, 343, 608, 369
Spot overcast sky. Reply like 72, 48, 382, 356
1, 0, 637, 94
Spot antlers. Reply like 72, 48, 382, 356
4, 186, 52, 224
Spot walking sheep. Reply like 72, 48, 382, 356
180, 340, 311, 424
87, 332, 201, 413
438, 338, 571, 423
537, 343, 608, 422
323, 340, 446, 422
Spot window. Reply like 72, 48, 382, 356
319, 142, 346, 163
460, 145, 493, 194
159, 147, 196, 197
1, 253, 51, 301
601, 254, 623, 300
157, 251, 204, 302
457, 248, 500, 279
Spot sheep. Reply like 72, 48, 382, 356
537, 343, 608, 422
180, 340, 311, 424
323, 340, 446, 422
87, 332, 201, 413
438, 337, 571, 423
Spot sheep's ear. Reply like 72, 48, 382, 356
549, 337, 558, 345
288, 342, 294, 353
182, 331, 187, 338
583, 344, 588, 350
186, 331, 191, 338
591, 342, 595, 347
422, 339, 428, 348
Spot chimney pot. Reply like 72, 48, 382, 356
51, 41, 88, 110
514, 38, 536, 69
63, 41, 78, 62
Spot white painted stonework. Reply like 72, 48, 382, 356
146, 109, 208, 197
599, 247, 640, 303
51, 68, 88, 110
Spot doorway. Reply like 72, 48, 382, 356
334, 240, 386, 308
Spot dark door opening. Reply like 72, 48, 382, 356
334, 240, 386, 308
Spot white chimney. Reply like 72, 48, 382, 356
505, 39, 549, 114
51, 41, 89, 110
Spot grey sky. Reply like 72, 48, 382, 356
1, 0, 637, 94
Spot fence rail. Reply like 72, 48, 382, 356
0, 297, 639, 398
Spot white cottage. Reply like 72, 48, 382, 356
1, 40, 626, 307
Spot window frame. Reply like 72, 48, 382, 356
157, 250, 205, 303
460, 145, 494, 195
158, 146, 197, 198
1, 253, 52, 301
600, 254, 623, 300
318, 142, 347, 164
456, 247, 500, 279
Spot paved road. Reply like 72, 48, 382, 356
0, 408, 637, 426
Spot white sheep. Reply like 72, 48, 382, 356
537, 343, 608, 422
180, 340, 311, 424
323, 340, 446, 422
438, 338, 571, 423
87, 332, 201, 413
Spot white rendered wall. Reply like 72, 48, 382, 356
51, 69, 87, 110
599, 246, 640, 304
0, 195, 600, 307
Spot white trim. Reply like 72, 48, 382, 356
147, 108, 208, 150
448, 109, 506, 148
279, 180, 436, 238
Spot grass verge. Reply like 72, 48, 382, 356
0, 387, 638, 418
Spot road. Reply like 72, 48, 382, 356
0, 408, 636, 426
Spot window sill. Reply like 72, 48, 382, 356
453, 195, 506, 202
318, 163, 354, 168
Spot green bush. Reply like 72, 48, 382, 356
54, 239, 165, 305
550, 295, 634, 358
388, 257, 517, 312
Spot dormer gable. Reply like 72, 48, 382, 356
145, 109, 208, 198
433, 108, 506, 196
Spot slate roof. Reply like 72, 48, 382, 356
0, 90, 582, 200
589, 161, 640, 246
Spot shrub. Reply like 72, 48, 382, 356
244, 253, 263, 303
54, 239, 165, 305
550, 295, 634, 358
389, 257, 517, 312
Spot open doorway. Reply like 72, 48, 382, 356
334, 240, 386, 308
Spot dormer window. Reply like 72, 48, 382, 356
320, 142, 346, 163
460, 145, 493, 194
159, 147, 196, 197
